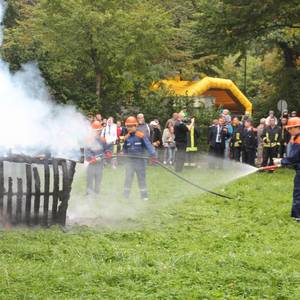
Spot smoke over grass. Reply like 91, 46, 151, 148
67, 153, 257, 228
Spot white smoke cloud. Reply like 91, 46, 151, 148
0, 0, 89, 160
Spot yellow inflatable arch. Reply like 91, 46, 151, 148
153, 77, 252, 115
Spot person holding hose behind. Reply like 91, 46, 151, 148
276, 117, 300, 221
85, 121, 107, 195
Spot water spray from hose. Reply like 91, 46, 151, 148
111, 154, 234, 200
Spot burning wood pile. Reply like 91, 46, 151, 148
0, 155, 76, 227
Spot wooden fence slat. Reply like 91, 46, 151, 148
16, 178, 23, 223
58, 161, 70, 226
25, 164, 32, 225
68, 161, 76, 183
7, 177, 13, 222
43, 159, 50, 226
0, 162, 4, 216
43, 160, 50, 226
52, 159, 59, 222
33, 167, 41, 225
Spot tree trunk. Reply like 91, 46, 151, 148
278, 42, 298, 68
96, 70, 101, 98
89, 46, 101, 98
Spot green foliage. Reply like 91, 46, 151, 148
211, 51, 285, 121
2, 0, 173, 113
1, 0, 299, 118
194, 0, 300, 57
193, 0, 300, 113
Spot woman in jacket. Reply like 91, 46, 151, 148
162, 122, 176, 165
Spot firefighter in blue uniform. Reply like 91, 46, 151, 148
279, 117, 300, 221
261, 117, 281, 167
85, 121, 107, 195
123, 116, 156, 201
230, 116, 243, 162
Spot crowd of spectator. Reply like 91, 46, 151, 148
207, 109, 299, 169
86, 108, 298, 172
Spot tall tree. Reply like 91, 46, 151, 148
2, 0, 173, 112
193, 0, 300, 110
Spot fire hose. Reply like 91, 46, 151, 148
80, 153, 284, 200
111, 154, 234, 200
257, 164, 282, 172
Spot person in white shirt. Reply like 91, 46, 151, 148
101, 117, 117, 168
101, 117, 117, 144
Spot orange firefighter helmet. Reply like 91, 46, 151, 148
125, 116, 138, 127
91, 120, 102, 130
286, 117, 300, 129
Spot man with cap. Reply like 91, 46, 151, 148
149, 120, 162, 158
276, 117, 300, 221
123, 116, 156, 201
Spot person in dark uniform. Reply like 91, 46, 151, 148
280, 117, 300, 221
230, 116, 243, 162
208, 117, 229, 169
241, 119, 257, 166
123, 116, 156, 201
261, 117, 281, 167
279, 117, 291, 158
174, 112, 195, 172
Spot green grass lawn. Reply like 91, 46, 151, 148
0, 166, 299, 299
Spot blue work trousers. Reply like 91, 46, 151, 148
291, 172, 300, 219
86, 160, 104, 194
124, 158, 147, 198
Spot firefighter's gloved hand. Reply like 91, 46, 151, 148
88, 157, 97, 164
150, 156, 159, 164
273, 158, 282, 166
95, 156, 102, 162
